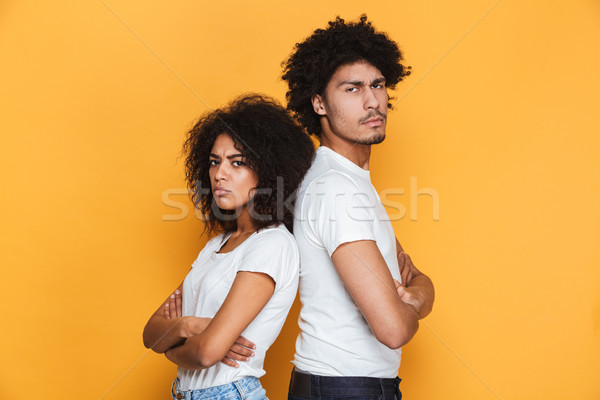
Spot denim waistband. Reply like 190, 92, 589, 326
171, 376, 261, 400
289, 369, 402, 399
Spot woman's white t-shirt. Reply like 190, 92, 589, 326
178, 224, 299, 390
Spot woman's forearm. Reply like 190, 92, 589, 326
165, 338, 210, 370
143, 315, 210, 354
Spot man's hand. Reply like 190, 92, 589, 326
163, 288, 256, 367
394, 279, 425, 317
397, 250, 417, 286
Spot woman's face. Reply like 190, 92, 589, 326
209, 133, 259, 211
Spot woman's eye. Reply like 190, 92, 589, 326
372, 84, 383, 89
346, 87, 358, 93
209, 159, 218, 166
232, 160, 245, 167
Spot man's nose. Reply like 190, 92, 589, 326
364, 88, 380, 109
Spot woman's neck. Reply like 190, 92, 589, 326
234, 207, 256, 235
217, 211, 256, 254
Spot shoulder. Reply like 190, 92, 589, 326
301, 149, 363, 193
249, 225, 298, 252
237, 225, 299, 283
304, 169, 363, 196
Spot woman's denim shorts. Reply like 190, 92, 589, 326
171, 376, 268, 400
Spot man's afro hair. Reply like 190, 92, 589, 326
282, 15, 411, 138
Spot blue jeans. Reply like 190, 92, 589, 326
288, 370, 402, 400
171, 376, 268, 400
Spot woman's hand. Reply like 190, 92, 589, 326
164, 289, 182, 319
221, 336, 256, 368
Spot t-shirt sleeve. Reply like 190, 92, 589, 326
237, 228, 299, 286
304, 172, 377, 256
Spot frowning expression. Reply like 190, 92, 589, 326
313, 61, 389, 145
209, 133, 259, 211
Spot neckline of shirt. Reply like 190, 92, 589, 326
317, 146, 371, 178
211, 224, 283, 257
212, 231, 256, 257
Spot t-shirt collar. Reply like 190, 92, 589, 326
317, 146, 371, 178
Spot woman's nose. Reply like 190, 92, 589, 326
214, 163, 228, 181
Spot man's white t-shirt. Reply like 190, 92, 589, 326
292, 146, 402, 378
179, 224, 299, 390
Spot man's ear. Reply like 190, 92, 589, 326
311, 94, 327, 116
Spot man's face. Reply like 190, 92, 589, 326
314, 61, 389, 145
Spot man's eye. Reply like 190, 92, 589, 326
372, 84, 383, 89
346, 87, 358, 93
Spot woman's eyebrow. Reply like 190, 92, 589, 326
209, 153, 244, 159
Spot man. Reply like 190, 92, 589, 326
281, 16, 435, 399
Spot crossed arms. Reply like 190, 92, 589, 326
331, 238, 434, 349
144, 240, 434, 368
142, 271, 274, 370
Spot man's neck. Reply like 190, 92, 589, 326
320, 133, 371, 170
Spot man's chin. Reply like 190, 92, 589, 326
355, 132, 386, 145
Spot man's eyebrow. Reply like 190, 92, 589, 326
338, 77, 386, 87
338, 79, 365, 87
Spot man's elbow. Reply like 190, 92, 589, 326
375, 320, 419, 349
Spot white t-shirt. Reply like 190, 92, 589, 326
292, 146, 402, 378
178, 224, 299, 390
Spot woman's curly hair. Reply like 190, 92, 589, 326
183, 94, 315, 235
281, 15, 411, 138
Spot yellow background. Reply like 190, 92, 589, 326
1, 1, 599, 399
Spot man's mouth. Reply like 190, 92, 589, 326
362, 117, 385, 127
360, 112, 386, 127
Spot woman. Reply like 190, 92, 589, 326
143, 94, 314, 400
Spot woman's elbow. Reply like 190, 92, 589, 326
143, 329, 164, 353
191, 340, 224, 369
195, 353, 220, 370
143, 338, 169, 354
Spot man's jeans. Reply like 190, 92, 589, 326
288, 369, 402, 400
171, 376, 268, 400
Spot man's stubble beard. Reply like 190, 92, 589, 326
325, 104, 387, 145
353, 130, 386, 145
355, 110, 387, 145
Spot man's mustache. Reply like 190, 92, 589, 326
359, 111, 387, 124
